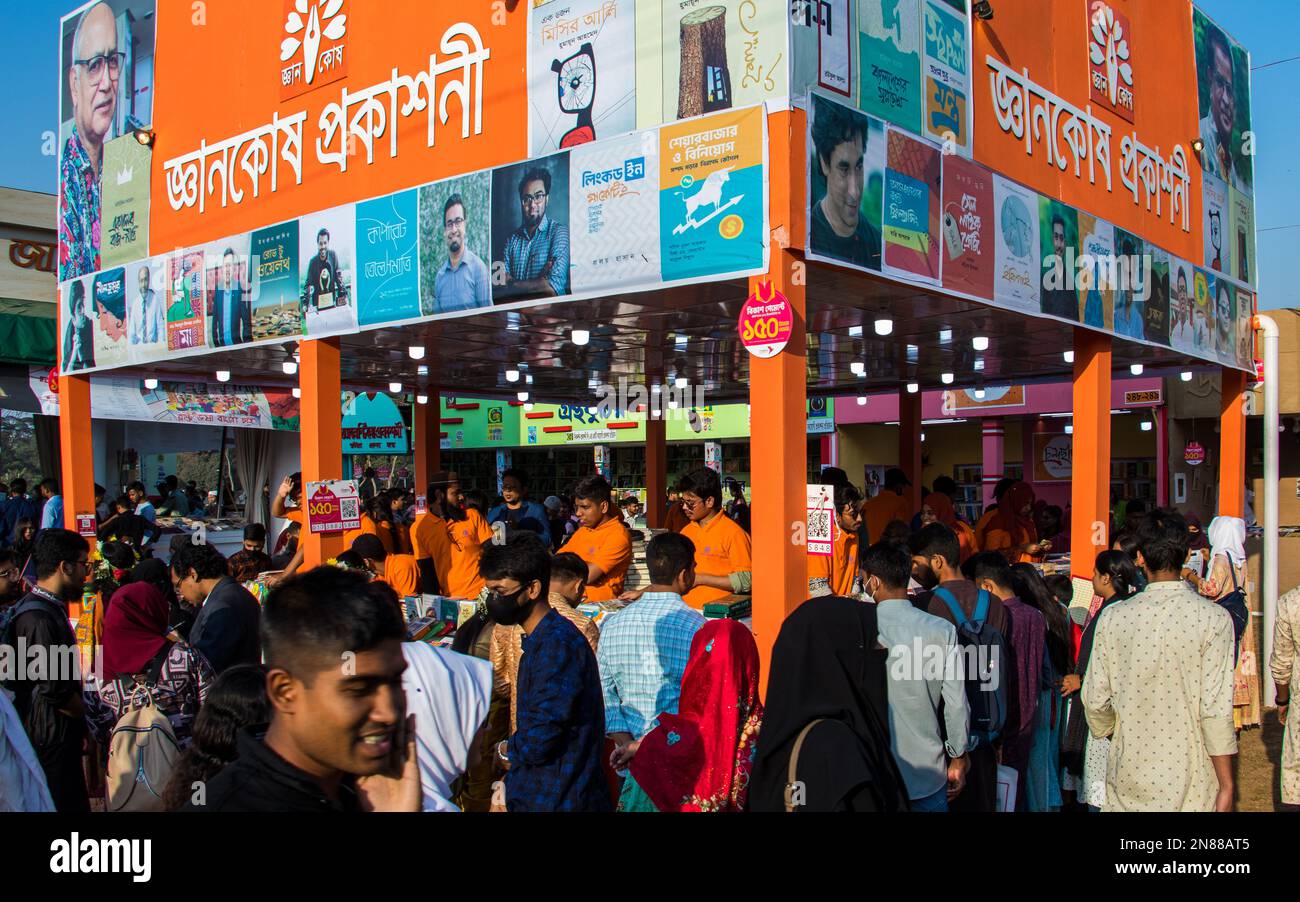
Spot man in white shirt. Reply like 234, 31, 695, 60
128, 263, 163, 346
861, 540, 969, 812
1197, 26, 1251, 196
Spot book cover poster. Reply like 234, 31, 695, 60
569, 131, 661, 292
99, 135, 151, 268
250, 221, 302, 341
939, 154, 994, 300
91, 267, 130, 369
662, 0, 786, 121
166, 251, 206, 352
922, 0, 969, 153
356, 189, 420, 326
882, 127, 940, 283
530, 0, 636, 156
858, 0, 921, 132
992, 175, 1041, 315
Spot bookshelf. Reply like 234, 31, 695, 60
1110, 457, 1156, 503
951, 462, 1024, 523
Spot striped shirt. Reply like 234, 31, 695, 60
503, 214, 569, 296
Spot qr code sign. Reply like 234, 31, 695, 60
807, 509, 831, 541
341, 498, 359, 520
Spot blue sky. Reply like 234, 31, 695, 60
6, 0, 1297, 309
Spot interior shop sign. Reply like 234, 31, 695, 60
164, 21, 490, 215
986, 54, 1191, 232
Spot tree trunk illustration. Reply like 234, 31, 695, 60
678, 6, 732, 119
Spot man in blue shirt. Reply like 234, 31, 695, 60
429, 193, 491, 314
487, 468, 549, 544
599, 532, 705, 775
482, 532, 610, 812
127, 480, 158, 545
38, 479, 64, 531
500, 166, 570, 300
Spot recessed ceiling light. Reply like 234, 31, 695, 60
517, 391, 529, 401
216, 370, 230, 382
906, 382, 919, 394
416, 394, 428, 405
408, 346, 425, 360
875, 318, 893, 336
939, 329, 952, 343
851, 362, 866, 377
675, 376, 688, 389
389, 382, 402, 393
144, 378, 158, 390
941, 373, 954, 384
856, 396, 867, 406
292, 387, 301, 399
571, 328, 590, 346
972, 336, 989, 351
1181, 371, 1193, 382
1063, 350, 1075, 364
1130, 363, 1144, 375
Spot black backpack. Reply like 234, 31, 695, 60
933, 587, 1008, 748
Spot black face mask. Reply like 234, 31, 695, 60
486, 585, 533, 626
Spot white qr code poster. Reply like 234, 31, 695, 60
306, 479, 361, 534
806, 484, 834, 557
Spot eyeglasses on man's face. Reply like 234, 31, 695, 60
521, 191, 548, 206
444, 216, 466, 231
76, 50, 125, 82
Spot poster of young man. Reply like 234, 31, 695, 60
1038, 198, 1079, 323
1144, 247, 1171, 348
1192, 269, 1215, 358
1236, 290, 1255, 370
1193, 9, 1253, 197
60, 276, 96, 372
356, 189, 420, 326
127, 256, 166, 361
529, 0, 636, 156
1111, 228, 1145, 340
206, 237, 253, 349
492, 155, 572, 303
58, 0, 157, 282
1076, 212, 1115, 331
1167, 257, 1198, 356
857, 0, 921, 132
569, 131, 661, 292
91, 266, 130, 368
1213, 277, 1237, 366
418, 172, 493, 316
299, 206, 358, 338
250, 221, 302, 341
807, 93, 884, 273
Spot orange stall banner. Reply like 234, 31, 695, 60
972, 0, 1203, 264
149, 1, 528, 254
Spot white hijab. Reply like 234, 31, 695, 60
1207, 516, 1247, 568
401, 642, 492, 812
0, 688, 54, 812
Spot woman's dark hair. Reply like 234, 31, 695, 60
1044, 574, 1073, 608
131, 558, 173, 598
161, 664, 270, 810
1111, 531, 1140, 562
12, 517, 35, 545
1011, 562, 1073, 676
1094, 550, 1139, 601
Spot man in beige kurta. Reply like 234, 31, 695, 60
1270, 586, 1300, 805
1082, 579, 1237, 811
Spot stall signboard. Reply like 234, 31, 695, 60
1033, 432, 1073, 483
306, 480, 361, 535
343, 392, 408, 454
738, 281, 793, 358
806, 484, 834, 556
1184, 441, 1206, 467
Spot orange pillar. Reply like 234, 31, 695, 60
299, 338, 344, 567
646, 417, 667, 529
899, 389, 923, 514
1070, 329, 1112, 579
1218, 368, 1247, 518
58, 372, 96, 535
749, 244, 807, 688
413, 389, 441, 495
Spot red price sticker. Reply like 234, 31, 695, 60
737, 281, 793, 358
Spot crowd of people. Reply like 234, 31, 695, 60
0, 457, 1295, 814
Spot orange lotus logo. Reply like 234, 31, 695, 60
280, 0, 349, 100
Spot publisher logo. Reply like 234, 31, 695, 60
280, 0, 349, 100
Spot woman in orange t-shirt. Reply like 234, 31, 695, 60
919, 492, 976, 563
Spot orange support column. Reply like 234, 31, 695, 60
899, 389, 923, 514
1218, 368, 1247, 518
58, 372, 96, 535
299, 338, 345, 567
645, 416, 667, 529
413, 390, 441, 496
749, 245, 807, 687
1070, 329, 1112, 579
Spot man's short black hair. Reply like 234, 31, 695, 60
1207, 23, 1232, 69
128, 480, 147, 495
479, 532, 550, 591
812, 100, 869, 169
820, 466, 849, 488
647, 532, 695, 585
908, 522, 961, 569
834, 483, 863, 514
1126, 499, 1147, 516
243, 523, 267, 543
171, 542, 229, 581
165, 475, 179, 490
549, 551, 588, 585
8, 478, 25, 495
113, 494, 132, 511
262, 566, 405, 682
316, 228, 330, 242
932, 475, 958, 497
352, 533, 388, 562
39, 477, 59, 495
677, 467, 722, 508
859, 540, 911, 591
518, 166, 552, 197
573, 474, 613, 505
962, 551, 1014, 592
93, 483, 104, 497
1134, 508, 1191, 573
443, 193, 466, 222
32, 529, 89, 580
501, 468, 528, 488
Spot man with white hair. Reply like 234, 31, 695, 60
59, 1, 119, 281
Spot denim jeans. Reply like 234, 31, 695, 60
911, 786, 949, 812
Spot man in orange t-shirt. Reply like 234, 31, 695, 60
435, 471, 494, 599
861, 467, 914, 545
352, 533, 421, 599
568, 474, 632, 601
972, 477, 1017, 552
809, 483, 863, 598
412, 479, 455, 596
671, 468, 751, 608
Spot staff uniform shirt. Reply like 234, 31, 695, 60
808, 526, 858, 598
380, 553, 422, 599
681, 512, 752, 608
446, 509, 494, 599
569, 516, 632, 601
861, 491, 912, 545
412, 512, 454, 596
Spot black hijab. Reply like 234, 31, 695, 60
750, 596, 908, 812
